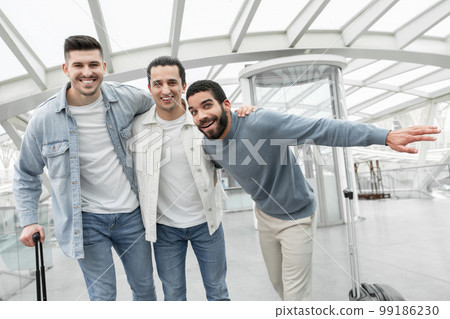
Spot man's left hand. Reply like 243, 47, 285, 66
234, 105, 258, 118
386, 125, 441, 153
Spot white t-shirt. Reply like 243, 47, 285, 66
68, 95, 139, 213
156, 113, 206, 227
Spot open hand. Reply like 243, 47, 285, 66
386, 125, 440, 153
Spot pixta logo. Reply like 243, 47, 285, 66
127, 129, 171, 175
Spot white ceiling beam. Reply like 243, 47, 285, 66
287, 0, 330, 48
205, 65, 216, 79
1, 119, 23, 151
88, 0, 114, 73
430, 87, 450, 100
401, 69, 450, 91
0, 9, 46, 90
365, 62, 421, 84
396, 1, 450, 49
344, 86, 361, 96
369, 96, 429, 120
0, 87, 59, 123
259, 87, 279, 106
343, 59, 376, 74
342, 0, 399, 47
359, 90, 450, 124
345, 79, 430, 99
8, 116, 28, 131
345, 79, 403, 93
2, 47, 449, 121
207, 64, 227, 81
1, 119, 52, 194
229, 86, 242, 103
230, 0, 261, 52
170, 0, 186, 58
348, 91, 396, 114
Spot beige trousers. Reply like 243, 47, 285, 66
255, 206, 316, 301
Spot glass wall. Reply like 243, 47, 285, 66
0, 129, 54, 300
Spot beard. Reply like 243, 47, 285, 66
199, 105, 228, 140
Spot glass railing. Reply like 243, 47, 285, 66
0, 201, 53, 300
355, 163, 450, 199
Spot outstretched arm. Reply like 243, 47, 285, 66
386, 125, 440, 153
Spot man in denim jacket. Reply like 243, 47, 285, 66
13, 35, 156, 301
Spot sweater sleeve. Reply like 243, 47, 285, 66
252, 108, 389, 147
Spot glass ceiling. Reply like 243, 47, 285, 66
369, 0, 441, 32
247, 0, 308, 32
0, 0, 449, 164
100, 0, 173, 52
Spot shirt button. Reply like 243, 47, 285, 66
208, 208, 212, 211
117, 146, 121, 150
203, 189, 207, 192
109, 125, 113, 129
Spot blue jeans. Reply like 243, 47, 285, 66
77, 207, 156, 301
153, 222, 229, 301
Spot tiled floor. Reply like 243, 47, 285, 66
7, 197, 450, 301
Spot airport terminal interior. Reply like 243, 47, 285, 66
0, 0, 449, 301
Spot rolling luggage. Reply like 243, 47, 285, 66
32, 232, 47, 301
343, 189, 405, 301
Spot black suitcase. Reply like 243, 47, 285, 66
32, 232, 47, 301
343, 189, 405, 301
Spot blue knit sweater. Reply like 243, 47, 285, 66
203, 109, 389, 220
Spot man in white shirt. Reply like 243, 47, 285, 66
131, 56, 253, 300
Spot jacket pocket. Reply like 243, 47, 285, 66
42, 141, 70, 179
120, 122, 133, 140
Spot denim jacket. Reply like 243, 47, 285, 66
130, 106, 225, 242
13, 81, 154, 259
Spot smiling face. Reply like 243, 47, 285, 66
148, 65, 187, 120
62, 49, 106, 106
188, 90, 231, 140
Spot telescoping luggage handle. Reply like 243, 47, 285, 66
32, 233, 47, 301
343, 188, 362, 300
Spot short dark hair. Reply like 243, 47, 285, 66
147, 56, 186, 86
64, 35, 103, 61
186, 80, 228, 104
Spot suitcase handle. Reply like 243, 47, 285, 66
343, 189, 361, 300
32, 232, 47, 301
32, 232, 40, 243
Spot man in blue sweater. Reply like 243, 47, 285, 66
186, 79, 440, 301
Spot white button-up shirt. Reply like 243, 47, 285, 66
130, 106, 224, 242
